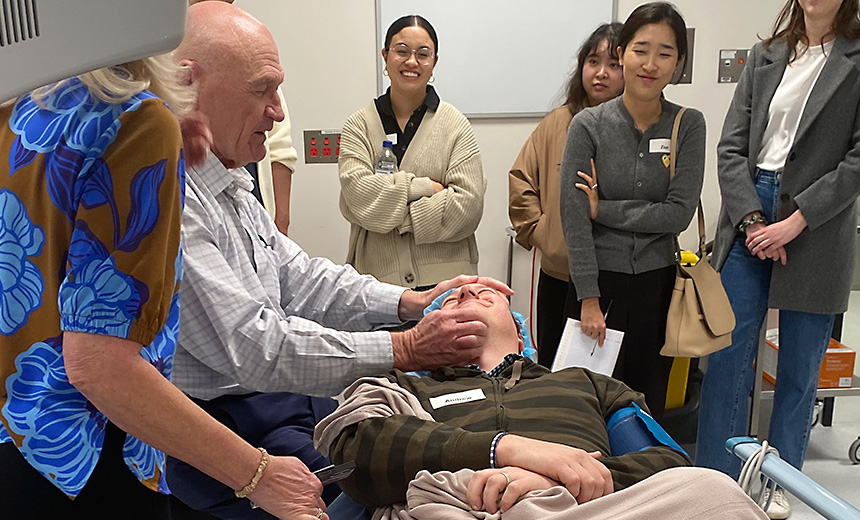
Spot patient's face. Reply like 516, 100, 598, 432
440, 284, 519, 338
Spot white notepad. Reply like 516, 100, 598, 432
551, 318, 624, 376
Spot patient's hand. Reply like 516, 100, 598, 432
466, 466, 558, 514
495, 435, 614, 504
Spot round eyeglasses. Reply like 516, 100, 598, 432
388, 43, 435, 65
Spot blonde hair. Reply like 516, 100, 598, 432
3, 51, 195, 117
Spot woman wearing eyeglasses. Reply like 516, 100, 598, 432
339, 15, 485, 290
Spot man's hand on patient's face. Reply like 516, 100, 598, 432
390, 306, 489, 371
494, 435, 614, 504
397, 275, 512, 322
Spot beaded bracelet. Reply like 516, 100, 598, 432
490, 432, 508, 469
235, 447, 269, 499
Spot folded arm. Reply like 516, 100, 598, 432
509, 134, 546, 251
595, 110, 706, 234
560, 117, 601, 300
398, 125, 486, 244
338, 115, 436, 234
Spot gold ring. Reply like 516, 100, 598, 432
501, 471, 511, 486
316, 507, 324, 519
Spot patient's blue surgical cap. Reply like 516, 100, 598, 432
424, 289, 536, 361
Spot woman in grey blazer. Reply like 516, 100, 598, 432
697, 1, 860, 516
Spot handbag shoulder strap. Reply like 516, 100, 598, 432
669, 107, 707, 257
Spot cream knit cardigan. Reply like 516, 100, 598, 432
339, 101, 485, 287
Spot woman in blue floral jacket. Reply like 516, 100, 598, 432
0, 51, 328, 519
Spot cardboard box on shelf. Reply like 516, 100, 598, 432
762, 330, 856, 388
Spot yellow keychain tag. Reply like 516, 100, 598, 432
662, 154, 671, 168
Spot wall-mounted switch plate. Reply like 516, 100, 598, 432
303, 129, 341, 164
718, 49, 749, 83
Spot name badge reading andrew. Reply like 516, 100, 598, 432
649, 138, 671, 153
429, 388, 486, 410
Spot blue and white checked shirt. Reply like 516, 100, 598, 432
174, 153, 406, 399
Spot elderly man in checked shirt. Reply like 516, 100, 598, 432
164, 4, 507, 519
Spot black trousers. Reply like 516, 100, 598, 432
167, 392, 340, 520
536, 270, 569, 369
564, 266, 676, 421
0, 422, 171, 520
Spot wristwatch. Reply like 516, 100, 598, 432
738, 214, 766, 233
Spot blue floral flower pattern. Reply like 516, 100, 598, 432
0, 189, 44, 335
9, 80, 150, 155
0, 421, 12, 444
118, 160, 166, 252
1, 79, 182, 497
59, 255, 141, 338
3, 342, 106, 496
122, 293, 180, 492
9, 136, 38, 174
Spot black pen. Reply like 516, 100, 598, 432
590, 300, 613, 356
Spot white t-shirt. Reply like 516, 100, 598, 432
757, 39, 834, 171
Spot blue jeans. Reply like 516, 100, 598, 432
695, 169, 834, 476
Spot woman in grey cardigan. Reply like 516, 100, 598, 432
560, 3, 705, 421
697, 1, 860, 516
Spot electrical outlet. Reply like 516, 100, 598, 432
718, 49, 749, 84
303, 129, 341, 164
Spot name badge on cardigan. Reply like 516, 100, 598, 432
649, 138, 671, 153
386, 133, 398, 145
429, 388, 486, 409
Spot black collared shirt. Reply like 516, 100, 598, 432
466, 353, 524, 378
373, 85, 440, 164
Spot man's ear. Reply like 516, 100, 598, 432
178, 59, 199, 86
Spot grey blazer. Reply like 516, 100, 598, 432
713, 37, 860, 314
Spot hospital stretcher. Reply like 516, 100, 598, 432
727, 437, 860, 520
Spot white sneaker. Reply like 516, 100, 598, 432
762, 488, 791, 519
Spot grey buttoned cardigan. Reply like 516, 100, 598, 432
560, 96, 706, 300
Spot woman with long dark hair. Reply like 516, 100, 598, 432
560, 3, 706, 421
509, 22, 623, 367
697, 1, 860, 516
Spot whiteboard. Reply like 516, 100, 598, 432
377, 0, 616, 118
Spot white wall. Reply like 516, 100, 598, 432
237, 0, 785, 319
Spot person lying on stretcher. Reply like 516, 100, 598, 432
315, 284, 767, 519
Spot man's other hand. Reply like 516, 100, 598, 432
390, 306, 490, 371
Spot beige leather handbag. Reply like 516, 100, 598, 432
661, 108, 736, 358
